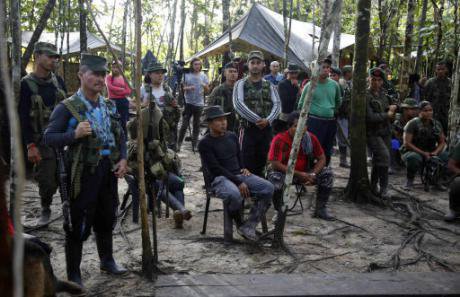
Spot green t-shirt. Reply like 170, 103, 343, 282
450, 142, 460, 162
297, 78, 342, 118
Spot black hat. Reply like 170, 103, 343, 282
321, 58, 332, 65
287, 63, 300, 72
419, 101, 432, 110
331, 66, 342, 75
369, 67, 384, 78
204, 106, 231, 121
224, 62, 237, 70
80, 53, 109, 72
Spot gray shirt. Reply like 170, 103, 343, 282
184, 72, 208, 106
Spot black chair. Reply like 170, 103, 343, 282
287, 183, 307, 215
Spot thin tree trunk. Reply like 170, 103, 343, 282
454, 0, 459, 57
156, 14, 170, 59
296, 0, 300, 20
121, 0, 129, 67
332, 0, 343, 66
134, 0, 155, 279
311, 1, 316, 61
448, 46, 460, 150
179, 0, 186, 61
79, 0, 88, 53
345, 0, 377, 203
166, 0, 178, 67
3, 0, 25, 295
21, 0, 57, 73
414, 0, 428, 74
107, 0, 117, 43
432, 0, 445, 64
274, 0, 280, 12
282, 0, 337, 218
318, 0, 329, 48
398, 0, 415, 100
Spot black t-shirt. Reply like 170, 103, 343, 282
278, 78, 299, 114
18, 75, 67, 144
198, 132, 243, 185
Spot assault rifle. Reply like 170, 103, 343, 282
56, 148, 72, 233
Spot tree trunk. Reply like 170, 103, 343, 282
21, 0, 56, 73
414, 0, 428, 74
282, 0, 288, 65
318, 0, 329, 49
282, 0, 337, 216
345, 0, 377, 203
134, 0, 155, 280
274, 0, 279, 12
296, 0, 300, 20
107, 0, 117, 43
179, 0, 186, 61
332, 0, 343, 66
448, 46, 460, 150
2, 0, 26, 294
311, 1, 316, 61
79, 0, 88, 53
432, 0, 445, 64
398, 0, 415, 100
121, 0, 129, 67
166, 0, 178, 67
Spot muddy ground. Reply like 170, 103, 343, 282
18, 139, 460, 296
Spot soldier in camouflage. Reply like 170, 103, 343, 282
233, 51, 281, 177
141, 62, 181, 150
208, 62, 239, 132
44, 54, 128, 285
423, 60, 452, 135
401, 101, 448, 190
366, 67, 397, 198
18, 42, 67, 226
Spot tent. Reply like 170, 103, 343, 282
188, 4, 355, 68
19, 31, 132, 57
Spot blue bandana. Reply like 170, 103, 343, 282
77, 89, 115, 150
301, 132, 313, 155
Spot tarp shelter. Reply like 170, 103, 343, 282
19, 31, 131, 57
188, 3, 355, 68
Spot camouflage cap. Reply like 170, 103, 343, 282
369, 67, 384, 78
247, 50, 264, 61
145, 62, 167, 73
34, 42, 59, 56
401, 98, 419, 109
223, 62, 238, 70
80, 53, 109, 72
342, 65, 353, 74
287, 63, 300, 72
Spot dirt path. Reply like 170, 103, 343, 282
19, 140, 460, 296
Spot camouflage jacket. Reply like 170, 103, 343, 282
423, 77, 452, 117
209, 82, 238, 131
366, 88, 392, 137
403, 117, 444, 153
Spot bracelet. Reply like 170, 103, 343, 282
27, 143, 36, 149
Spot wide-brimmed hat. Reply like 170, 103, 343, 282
145, 62, 167, 73
34, 42, 59, 57
204, 106, 231, 121
401, 98, 419, 109
80, 53, 109, 72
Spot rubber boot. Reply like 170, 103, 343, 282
36, 196, 53, 226
238, 199, 269, 241
65, 236, 83, 286
404, 176, 414, 190
163, 191, 192, 221
271, 189, 283, 223
444, 209, 460, 222
378, 166, 390, 199
313, 188, 334, 221
370, 166, 379, 194
95, 233, 128, 275
339, 146, 350, 168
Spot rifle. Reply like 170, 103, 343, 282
56, 148, 72, 233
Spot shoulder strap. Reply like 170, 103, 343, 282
23, 75, 39, 95
62, 96, 84, 122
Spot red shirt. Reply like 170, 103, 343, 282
106, 75, 131, 99
268, 130, 324, 172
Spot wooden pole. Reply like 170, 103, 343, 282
2, 0, 25, 295
134, 0, 155, 279
448, 46, 460, 151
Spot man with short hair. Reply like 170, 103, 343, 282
233, 51, 281, 177
198, 106, 274, 241
297, 58, 342, 166
44, 54, 128, 285
264, 61, 284, 86
444, 141, 460, 222
19, 42, 67, 226
366, 67, 397, 198
423, 61, 452, 134
268, 111, 334, 220
208, 62, 239, 132
402, 101, 448, 190
277, 63, 301, 115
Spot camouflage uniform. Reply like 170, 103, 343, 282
366, 87, 392, 195
208, 82, 238, 132
423, 77, 452, 134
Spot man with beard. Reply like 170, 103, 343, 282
19, 42, 67, 226
233, 51, 281, 177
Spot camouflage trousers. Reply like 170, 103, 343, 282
34, 145, 58, 208
367, 135, 391, 167
267, 166, 334, 192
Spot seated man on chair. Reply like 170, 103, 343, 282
267, 111, 334, 221
198, 106, 274, 241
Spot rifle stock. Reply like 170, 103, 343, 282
56, 148, 72, 233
